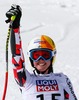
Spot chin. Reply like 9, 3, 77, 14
37, 68, 46, 72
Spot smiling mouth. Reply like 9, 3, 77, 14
39, 63, 46, 66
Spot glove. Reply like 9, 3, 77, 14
6, 4, 22, 29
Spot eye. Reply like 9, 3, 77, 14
43, 53, 50, 58
34, 53, 40, 57
33, 51, 40, 59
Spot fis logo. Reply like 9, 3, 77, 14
36, 80, 59, 92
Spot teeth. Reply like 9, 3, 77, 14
39, 63, 45, 66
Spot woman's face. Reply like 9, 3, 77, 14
33, 59, 51, 74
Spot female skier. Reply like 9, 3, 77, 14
5, 4, 77, 100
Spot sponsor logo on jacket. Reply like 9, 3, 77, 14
36, 80, 59, 92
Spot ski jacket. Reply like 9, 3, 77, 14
10, 28, 77, 100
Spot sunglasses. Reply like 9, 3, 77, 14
30, 49, 56, 62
